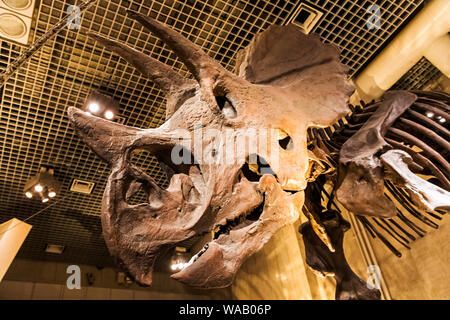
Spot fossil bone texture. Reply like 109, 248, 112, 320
67, 9, 449, 299
299, 210, 381, 300
317, 90, 449, 261
381, 149, 450, 211
68, 11, 353, 289
336, 91, 417, 218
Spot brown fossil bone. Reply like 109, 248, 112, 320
381, 149, 450, 211
172, 175, 304, 287
336, 91, 417, 218
303, 177, 335, 252
299, 210, 381, 300
319, 90, 449, 258
68, 12, 353, 288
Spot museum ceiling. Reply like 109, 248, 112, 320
0, 0, 443, 268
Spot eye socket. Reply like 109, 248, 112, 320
277, 130, 294, 150
216, 95, 237, 119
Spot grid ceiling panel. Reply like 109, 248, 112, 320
307, 0, 423, 75
391, 57, 443, 91
0, 0, 425, 266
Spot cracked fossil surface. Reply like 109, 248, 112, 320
68, 11, 353, 289
67, 9, 449, 298
300, 210, 381, 300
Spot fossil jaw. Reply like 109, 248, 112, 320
68, 14, 353, 289
171, 175, 304, 288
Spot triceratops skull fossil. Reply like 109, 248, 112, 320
68, 10, 353, 288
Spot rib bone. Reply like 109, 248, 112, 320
381, 149, 450, 212
336, 91, 417, 217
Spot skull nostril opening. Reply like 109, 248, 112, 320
215, 95, 237, 119
241, 154, 277, 182
279, 135, 294, 150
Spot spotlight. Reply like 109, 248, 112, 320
439, 118, 446, 123
23, 166, 61, 202
84, 90, 120, 121
169, 247, 191, 272
0, 0, 35, 45
104, 110, 114, 120
88, 102, 100, 113
0, 13, 26, 38
3, 0, 33, 10
426, 112, 434, 118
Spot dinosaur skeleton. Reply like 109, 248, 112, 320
67, 10, 450, 299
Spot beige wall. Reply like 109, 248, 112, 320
5, 215, 448, 300
423, 74, 450, 93
232, 223, 313, 300
232, 213, 372, 300
0, 258, 231, 300
367, 214, 450, 300
0, 280, 211, 300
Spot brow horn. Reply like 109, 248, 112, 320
126, 9, 228, 83
87, 32, 190, 92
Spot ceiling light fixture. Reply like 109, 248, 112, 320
23, 166, 61, 202
170, 247, 191, 272
104, 110, 114, 120
2, 0, 33, 12
0, 13, 26, 37
88, 102, 100, 113
44, 244, 65, 254
287, 3, 323, 34
0, 0, 36, 45
84, 90, 120, 121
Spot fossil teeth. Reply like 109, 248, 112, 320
248, 163, 260, 175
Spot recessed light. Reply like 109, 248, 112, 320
288, 3, 323, 34
0, 4, 34, 45
84, 90, 121, 120
45, 244, 65, 254
3, 0, 32, 10
104, 110, 114, 120
88, 102, 100, 113
70, 179, 95, 194
0, 13, 26, 38
426, 112, 434, 118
